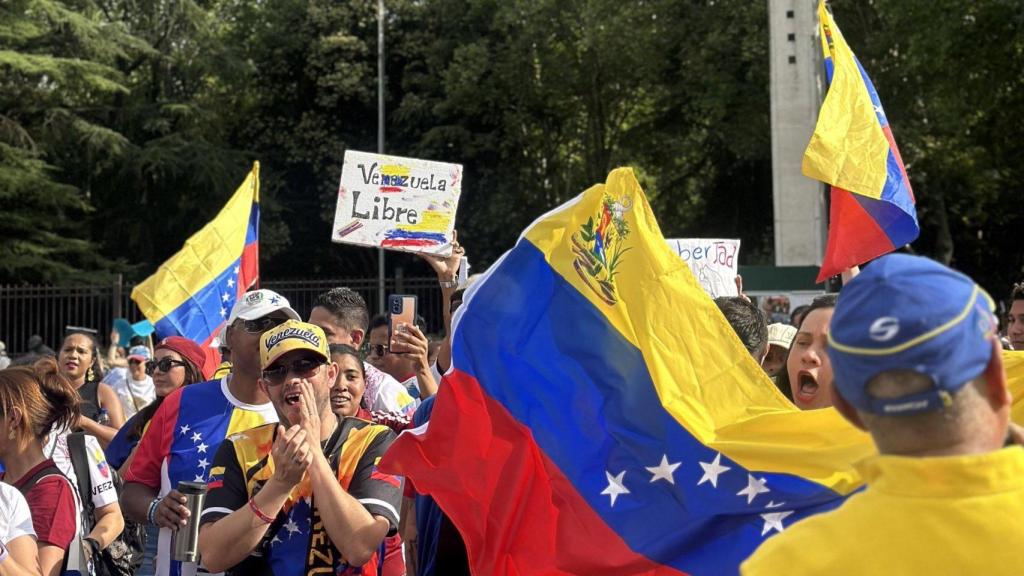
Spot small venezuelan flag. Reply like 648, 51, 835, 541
803, 1, 918, 282
380, 168, 877, 575
131, 162, 260, 374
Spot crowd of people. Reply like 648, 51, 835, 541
0, 236, 1022, 575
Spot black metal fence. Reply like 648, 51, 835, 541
0, 275, 445, 355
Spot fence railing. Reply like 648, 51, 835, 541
0, 275, 445, 355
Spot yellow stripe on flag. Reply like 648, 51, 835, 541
131, 162, 259, 322
801, 0, 889, 200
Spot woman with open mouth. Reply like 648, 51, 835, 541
57, 331, 125, 446
786, 295, 838, 410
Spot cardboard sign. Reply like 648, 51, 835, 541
666, 238, 741, 298
332, 150, 462, 256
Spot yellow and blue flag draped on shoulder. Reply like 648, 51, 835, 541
131, 162, 260, 374
803, 0, 918, 282
381, 167, 1024, 575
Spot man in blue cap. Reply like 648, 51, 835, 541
743, 253, 1024, 575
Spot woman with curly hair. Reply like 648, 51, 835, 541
57, 331, 125, 446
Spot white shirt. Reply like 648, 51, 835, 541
0, 482, 35, 544
104, 368, 156, 417
362, 362, 419, 417
45, 427, 120, 540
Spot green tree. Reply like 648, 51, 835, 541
391, 0, 772, 266
75, 0, 265, 274
0, 0, 146, 282
834, 0, 1024, 300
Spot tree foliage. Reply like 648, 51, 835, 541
0, 0, 1020, 300
0, 0, 146, 282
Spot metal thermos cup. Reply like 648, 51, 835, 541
171, 480, 208, 563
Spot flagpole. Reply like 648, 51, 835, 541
376, 0, 386, 315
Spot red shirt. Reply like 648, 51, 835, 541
8, 459, 77, 548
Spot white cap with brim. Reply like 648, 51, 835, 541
767, 323, 797, 350
227, 289, 300, 324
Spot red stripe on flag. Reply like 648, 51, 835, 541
817, 188, 895, 282
881, 126, 914, 202
198, 331, 222, 381
239, 240, 259, 294
381, 239, 438, 248
379, 369, 689, 576
379, 186, 403, 193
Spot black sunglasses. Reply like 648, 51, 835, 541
262, 357, 325, 386
238, 316, 288, 334
366, 344, 388, 357
146, 358, 187, 375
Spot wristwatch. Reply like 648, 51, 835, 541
439, 278, 459, 289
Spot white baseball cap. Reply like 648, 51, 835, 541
227, 289, 300, 324
767, 323, 797, 350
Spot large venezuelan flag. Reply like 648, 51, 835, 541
802, 1, 918, 282
131, 163, 260, 374
385, 168, 1024, 574
381, 168, 876, 575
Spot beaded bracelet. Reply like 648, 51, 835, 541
248, 497, 274, 524
147, 497, 161, 526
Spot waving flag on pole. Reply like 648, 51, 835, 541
380, 168, 878, 575
131, 162, 260, 374
803, 0, 918, 282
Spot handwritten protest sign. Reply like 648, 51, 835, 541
666, 238, 741, 298
332, 150, 462, 256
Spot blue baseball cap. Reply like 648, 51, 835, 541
827, 254, 997, 416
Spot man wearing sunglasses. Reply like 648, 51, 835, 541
198, 320, 401, 576
123, 289, 299, 576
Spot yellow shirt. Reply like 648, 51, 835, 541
742, 446, 1024, 575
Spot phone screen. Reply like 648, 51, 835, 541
388, 295, 417, 354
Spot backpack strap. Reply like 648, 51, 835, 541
15, 463, 64, 496
68, 432, 96, 521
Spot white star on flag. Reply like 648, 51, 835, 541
222, 293, 230, 302
601, 470, 630, 507
227, 278, 235, 288
697, 453, 731, 488
760, 510, 794, 536
270, 535, 282, 546
197, 442, 209, 453
737, 474, 770, 505
233, 266, 240, 274
284, 519, 301, 537
220, 307, 227, 318
180, 425, 190, 435
645, 455, 681, 484
191, 432, 203, 443
194, 474, 205, 482
198, 458, 210, 469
